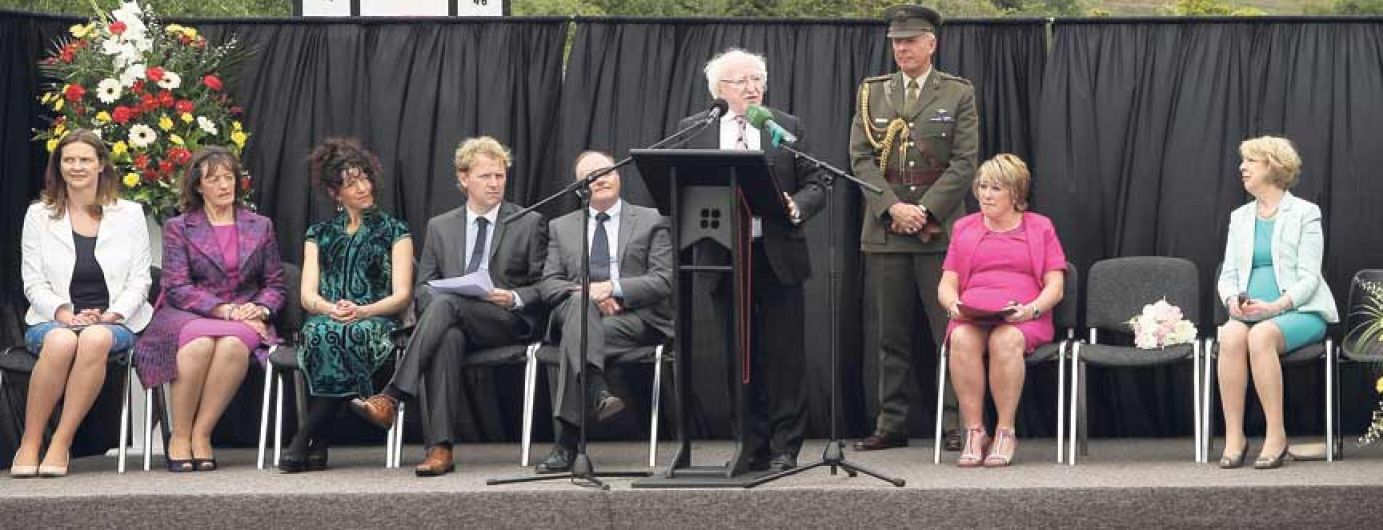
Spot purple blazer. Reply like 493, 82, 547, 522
133, 208, 287, 387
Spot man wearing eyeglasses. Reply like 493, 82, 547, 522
675, 48, 827, 473
850, 5, 979, 453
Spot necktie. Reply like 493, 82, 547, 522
734, 115, 749, 150
590, 212, 611, 282
906, 79, 920, 110
466, 217, 489, 274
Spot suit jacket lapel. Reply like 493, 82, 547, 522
47, 210, 75, 251
886, 72, 906, 119
488, 202, 511, 263
235, 213, 263, 274
184, 210, 226, 274
617, 205, 636, 267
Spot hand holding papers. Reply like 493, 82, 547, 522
427, 270, 494, 298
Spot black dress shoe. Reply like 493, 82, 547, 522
853, 434, 909, 451
768, 454, 797, 472
306, 442, 329, 471
592, 391, 626, 423
536, 446, 575, 474
944, 428, 964, 452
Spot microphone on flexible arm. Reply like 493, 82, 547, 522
745, 104, 798, 147
702, 98, 730, 124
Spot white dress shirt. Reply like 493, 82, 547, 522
463, 203, 500, 272
719, 112, 764, 238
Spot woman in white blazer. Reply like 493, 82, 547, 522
12, 130, 152, 478
1215, 136, 1337, 470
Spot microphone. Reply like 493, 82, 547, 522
745, 104, 797, 147
703, 98, 729, 124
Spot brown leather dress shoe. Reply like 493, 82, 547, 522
853, 434, 909, 451
414, 445, 455, 477
349, 394, 398, 430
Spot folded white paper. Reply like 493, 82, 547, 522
427, 270, 494, 298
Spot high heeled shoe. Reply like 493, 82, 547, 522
9, 451, 38, 478
1254, 445, 1290, 470
1219, 440, 1248, 469
983, 428, 1018, 467
956, 426, 990, 468
37, 451, 69, 478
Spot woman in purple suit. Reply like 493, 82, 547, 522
133, 147, 286, 472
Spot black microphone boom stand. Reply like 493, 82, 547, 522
488, 106, 726, 489
745, 141, 905, 488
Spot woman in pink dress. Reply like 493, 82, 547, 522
937, 154, 1066, 467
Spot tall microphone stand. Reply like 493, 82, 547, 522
488, 111, 723, 489
746, 141, 904, 488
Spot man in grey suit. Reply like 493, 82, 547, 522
350, 136, 548, 477
533, 151, 674, 473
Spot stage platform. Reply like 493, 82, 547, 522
4, 438, 1382, 527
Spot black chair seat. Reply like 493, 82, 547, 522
1027, 341, 1069, 364
268, 345, 301, 370
1281, 343, 1328, 364
1078, 342, 1196, 367
463, 345, 531, 367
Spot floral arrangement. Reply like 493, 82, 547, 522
33, 1, 251, 221
1353, 280, 1383, 446
1128, 298, 1198, 349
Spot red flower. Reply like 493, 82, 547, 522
109, 21, 127, 35
146, 66, 165, 83
240, 177, 252, 192
158, 160, 174, 175
63, 83, 85, 102
143, 169, 158, 182
175, 100, 195, 114
202, 75, 223, 91
168, 147, 192, 166
60, 50, 74, 63
134, 153, 150, 169
131, 80, 145, 94
112, 105, 135, 124
139, 93, 158, 112
158, 90, 175, 108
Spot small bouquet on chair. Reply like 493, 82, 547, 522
1127, 298, 1197, 349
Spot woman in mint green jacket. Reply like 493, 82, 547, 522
1215, 136, 1338, 470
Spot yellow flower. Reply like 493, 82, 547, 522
1376, 375, 1383, 395
158, 115, 174, 131
70, 23, 92, 38
40, 92, 54, 104
112, 141, 128, 156
54, 99, 63, 112
232, 120, 243, 131
54, 122, 66, 136
230, 130, 248, 148
170, 134, 185, 146
46, 138, 59, 152
123, 173, 140, 188
96, 111, 112, 124
180, 113, 194, 123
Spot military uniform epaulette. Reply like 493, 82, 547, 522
862, 74, 892, 84
936, 71, 972, 86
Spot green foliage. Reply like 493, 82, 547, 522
1167, 0, 1266, 15
0, 0, 292, 17
1334, 0, 1383, 13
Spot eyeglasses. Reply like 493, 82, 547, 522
718, 74, 766, 88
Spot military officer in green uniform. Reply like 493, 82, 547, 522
850, 4, 978, 452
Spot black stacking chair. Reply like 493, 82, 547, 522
1335, 269, 1383, 460
1202, 262, 1336, 462
0, 266, 159, 473
1068, 257, 1206, 465
931, 262, 1080, 464
529, 341, 674, 467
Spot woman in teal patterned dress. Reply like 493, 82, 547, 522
1215, 136, 1338, 470
280, 139, 414, 473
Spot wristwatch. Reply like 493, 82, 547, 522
1031, 305, 1042, 318
258, 305, 271, 320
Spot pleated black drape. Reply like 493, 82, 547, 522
1033, 19, 1383, 438
553, 18, 1048, 440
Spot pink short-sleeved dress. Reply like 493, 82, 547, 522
943, 222, 1064, 353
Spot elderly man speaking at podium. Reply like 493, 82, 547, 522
675, 48, 827, 473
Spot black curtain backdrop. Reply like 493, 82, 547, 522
551, 17, 1048, 441
2, 11, 1381, 466
1034, 18, 1383, 438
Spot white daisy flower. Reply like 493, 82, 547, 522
156, 71, 182, 90
197, 116, 219, 136
96, 79, 122, 104
128, 124, 157, 148
118, 64, 146, 88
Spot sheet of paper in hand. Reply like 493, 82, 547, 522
427, 270, 494, 298
956, 302, 1017, 323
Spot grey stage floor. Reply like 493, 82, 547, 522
4, 437, 1383, 528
